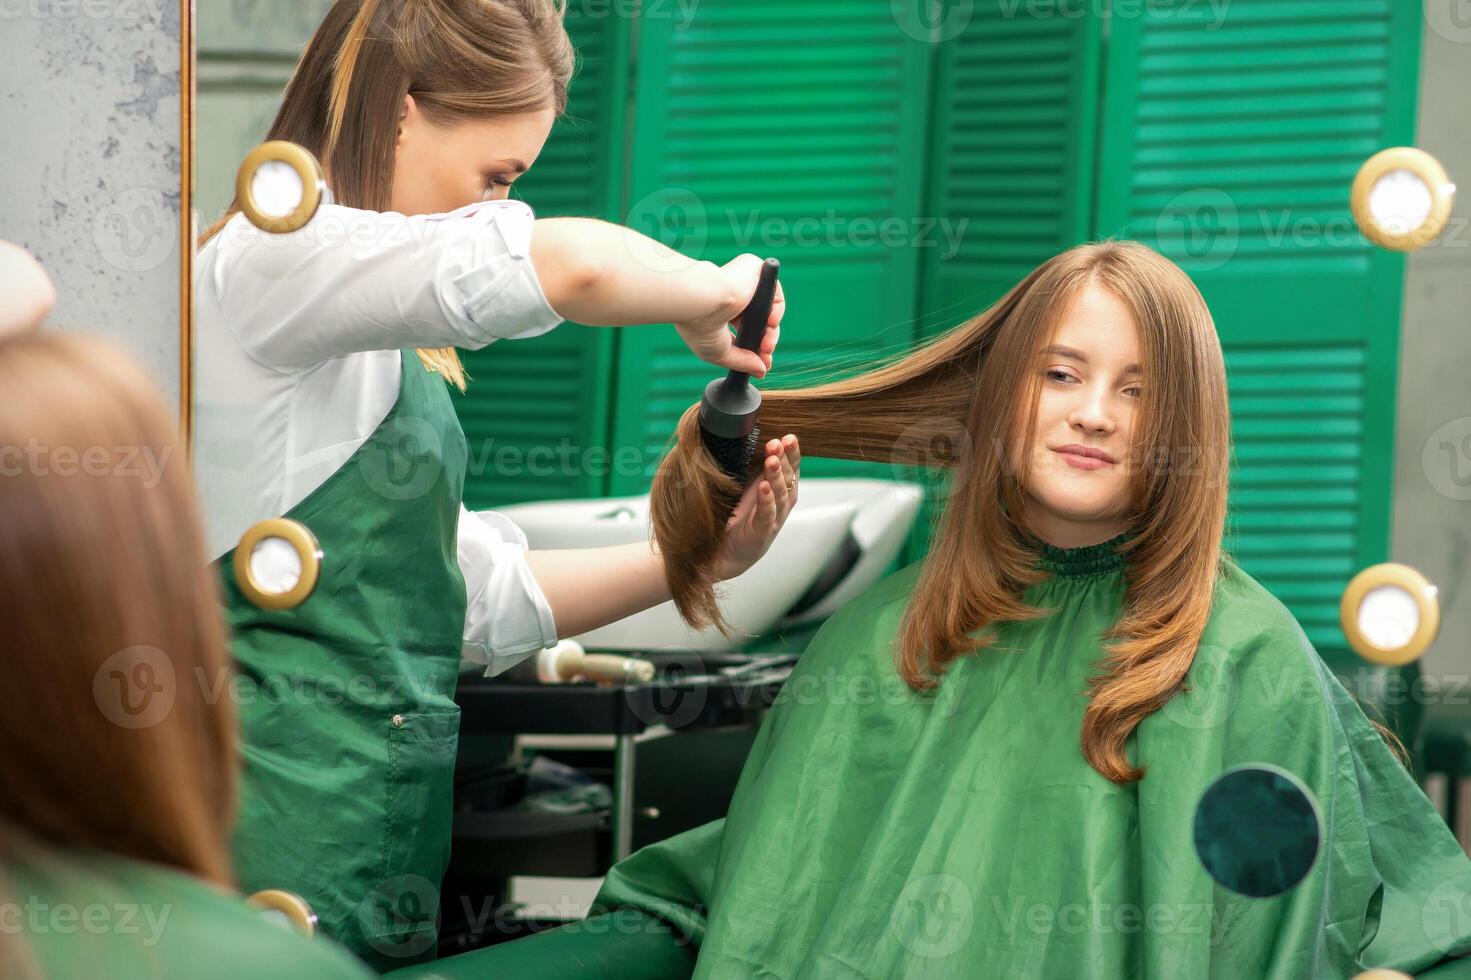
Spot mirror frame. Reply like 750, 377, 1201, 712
180, 0, 195, 447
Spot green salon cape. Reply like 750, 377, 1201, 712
593, 534, 1471, 978
1, 841, 373, 979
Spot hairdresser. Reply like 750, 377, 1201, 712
193, 0, 801, 971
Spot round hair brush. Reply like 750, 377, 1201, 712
699, 258, 781, 481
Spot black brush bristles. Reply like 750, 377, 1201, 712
703, 426, 761, 485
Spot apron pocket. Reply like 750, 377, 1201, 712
359, 704, 461, 964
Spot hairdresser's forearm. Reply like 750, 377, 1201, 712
526, 541, 675, 639
529, 217, 738, 327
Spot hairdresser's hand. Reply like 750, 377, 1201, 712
673, 254, 784, 379
712, 435, 801, 582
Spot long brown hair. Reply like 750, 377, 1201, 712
652, 240, 1232, 783
200, 0, 576, 390
0, 333, 237, 885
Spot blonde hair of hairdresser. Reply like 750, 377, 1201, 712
654, 240, 1234, 784
201, 0, 575, 390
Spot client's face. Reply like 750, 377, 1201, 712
1013, 284, 1140, 549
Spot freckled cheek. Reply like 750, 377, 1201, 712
1027, 397, 1066, 456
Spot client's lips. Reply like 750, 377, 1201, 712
1054, 445, 1116, 470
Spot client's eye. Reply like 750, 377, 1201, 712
1045, 368, 1075, 384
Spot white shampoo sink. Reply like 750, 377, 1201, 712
489, 478, 924, 652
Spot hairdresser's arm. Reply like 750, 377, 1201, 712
214, 203, 780, 374
0, 242, 55, 338
523, 435, 800, 642
529, 218, 783, 379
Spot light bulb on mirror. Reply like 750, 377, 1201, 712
250, 159, 307, 220
1351, 147, 1455, 252
249, 534, 305, 596
234, 518, 323, 611
246, 889, 318, 938
235, 141, 332, 234
1340, 563, 1440, 667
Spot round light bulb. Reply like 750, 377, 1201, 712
1367, 168, 1433, 237
1356, 583, 1421, 651
250, 159, 306, 220
249, 535, 304, 595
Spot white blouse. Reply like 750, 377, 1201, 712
194, 199, 565, 673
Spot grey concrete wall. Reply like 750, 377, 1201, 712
1393, 14, 1471, 681
0, 0, 183, 405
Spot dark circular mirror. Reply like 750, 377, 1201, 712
1193, 764, 1321, 898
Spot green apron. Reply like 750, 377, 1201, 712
219, 350, 468, 974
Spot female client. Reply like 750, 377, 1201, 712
572, 239, 1471, 978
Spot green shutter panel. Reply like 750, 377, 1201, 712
607, 0, 935, 495
919, 1, 1103, 336
455, 11, 633, 509
1095, 0, 1423, 666
908, 2, 1104, 558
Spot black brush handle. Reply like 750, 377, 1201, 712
700, 258, 779, 443
726, 258, 781, 382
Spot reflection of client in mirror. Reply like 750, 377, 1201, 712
0, 332, 371, 980
191, 0, 802, 971
567, 240, 1471, 977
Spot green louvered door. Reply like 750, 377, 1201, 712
456, 10, 632, 508
606, 0, 934, 494
1095, 0, 1423, 670
920, 1, 1102, 334
910, 1, 1105, 556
